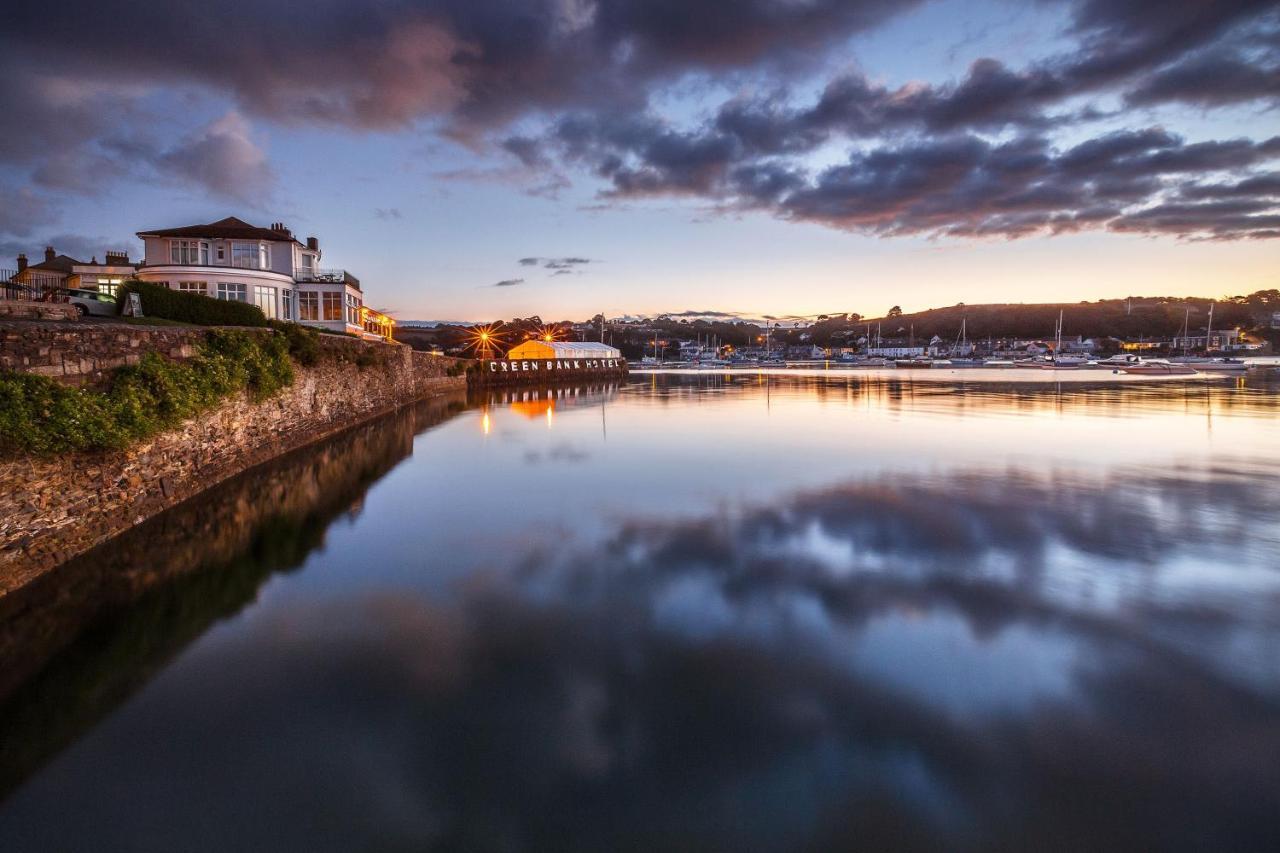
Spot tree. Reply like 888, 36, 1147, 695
887, 305, 903, 318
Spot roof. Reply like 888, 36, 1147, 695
509, 340, 622, 358
136, 216, 303, 244
25, 254, 82, 274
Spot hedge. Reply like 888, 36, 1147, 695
117, 280, 267, 327
0, 330, 292, 456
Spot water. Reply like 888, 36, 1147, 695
2, 372, 1279, 851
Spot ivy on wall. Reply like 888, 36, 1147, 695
0, 330, 293, 456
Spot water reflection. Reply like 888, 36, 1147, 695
0, 375, 1278, 851
0, 392, 465, 798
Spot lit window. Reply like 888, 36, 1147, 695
177, 281, 207, 296
281, 288, 293, 320
323, 292, 342, 321
216, 282, 247, 302
252, 285, 277, 319
299, 291, 319, 321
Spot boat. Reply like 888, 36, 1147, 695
944, 319, 983, 366
946, 357, 986, 368
1122, 361, 1197, 375
1039, 310, 1090, 368
1093, 354, 1142, 369
894, 358, 934, 369
1192, 357, 1248, 373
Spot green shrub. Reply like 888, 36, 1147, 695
267, 320, 321, 366
0, 330, 294, 457
117, 280, 267, 327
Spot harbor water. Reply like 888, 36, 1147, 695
1, 372, 1278, 851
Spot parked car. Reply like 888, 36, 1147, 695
67, 288, 118, 317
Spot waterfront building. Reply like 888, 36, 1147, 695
506, 340, 622, 360
1171, 329, 1241, 351
134, 217, 392, 340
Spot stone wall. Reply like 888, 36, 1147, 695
0, 327, 465, 586
0, 320, 213, 385
0, 304, 79, 323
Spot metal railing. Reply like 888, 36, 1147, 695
2, 270, 70, 302
294, 269, 361, 289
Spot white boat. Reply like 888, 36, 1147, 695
1192, 358, 1248, 373
1093, 354, 1142, 369
1122, 361, 1197, 375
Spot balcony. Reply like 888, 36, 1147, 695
294, 269, 361, 290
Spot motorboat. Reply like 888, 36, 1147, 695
1122, 361, 1197, 375
895, 358, 934, 369
1093, 354, 1143, 369
1192, 358, 1248, 373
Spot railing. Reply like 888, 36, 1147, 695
1, 270, 70, 302
294, 269, 361, 289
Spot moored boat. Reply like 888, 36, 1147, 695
1122, 361, 1197, 375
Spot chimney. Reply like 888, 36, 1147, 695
44, 246, 56, 263
105, 250, 130, 265
17, 254, 27, 273
306, 236, 319, 251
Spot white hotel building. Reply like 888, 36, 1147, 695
134, 217, 391, 339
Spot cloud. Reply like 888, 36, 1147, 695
155, 112, 273, 204
518, 257, 595, 273
493, 278, 525, 287
1, 0, 1277, 243
374, 208, 403, 220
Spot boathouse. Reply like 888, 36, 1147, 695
506, 341, 621, 360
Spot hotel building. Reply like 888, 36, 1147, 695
133, 217, 392, 340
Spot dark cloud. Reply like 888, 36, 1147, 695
2, 0, 1278, 243
518, 257, 595, 273
493, 278, 525, 287
374, 207, 403, 220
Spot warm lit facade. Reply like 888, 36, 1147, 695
506, 341, 622, 360
134, 217, 382, 337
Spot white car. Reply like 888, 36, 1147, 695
67, 288, 118, 317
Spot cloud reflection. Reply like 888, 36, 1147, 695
3, 458, 1278, 851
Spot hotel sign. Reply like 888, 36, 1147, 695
488, 358, 624, 373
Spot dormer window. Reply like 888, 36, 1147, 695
170, 240, 209, 265
299, 253, 316, 274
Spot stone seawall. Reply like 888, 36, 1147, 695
0, 328, 466, 587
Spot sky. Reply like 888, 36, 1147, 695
1, 0, 1277, 322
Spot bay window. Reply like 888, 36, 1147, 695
252, 285, 277, 319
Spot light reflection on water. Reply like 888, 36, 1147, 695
0, 373, 1278, 851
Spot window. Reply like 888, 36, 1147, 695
231, 242, 269, 269
298, 253, 315, 275
177, 281, 207, 296
216, 282, 247, 302
299, 291, 319, 321
216, 245, 225, 262
322, 292, 342, 321
345, 292, 361, 326
281, 288, 293, 320
169, 240, 209, 265
252, 285, 277, 319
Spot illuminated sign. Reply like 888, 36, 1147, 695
488, 358, 623, 373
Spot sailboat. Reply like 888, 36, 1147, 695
947, 318, 984, 367
1037, 309, 1088, 368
